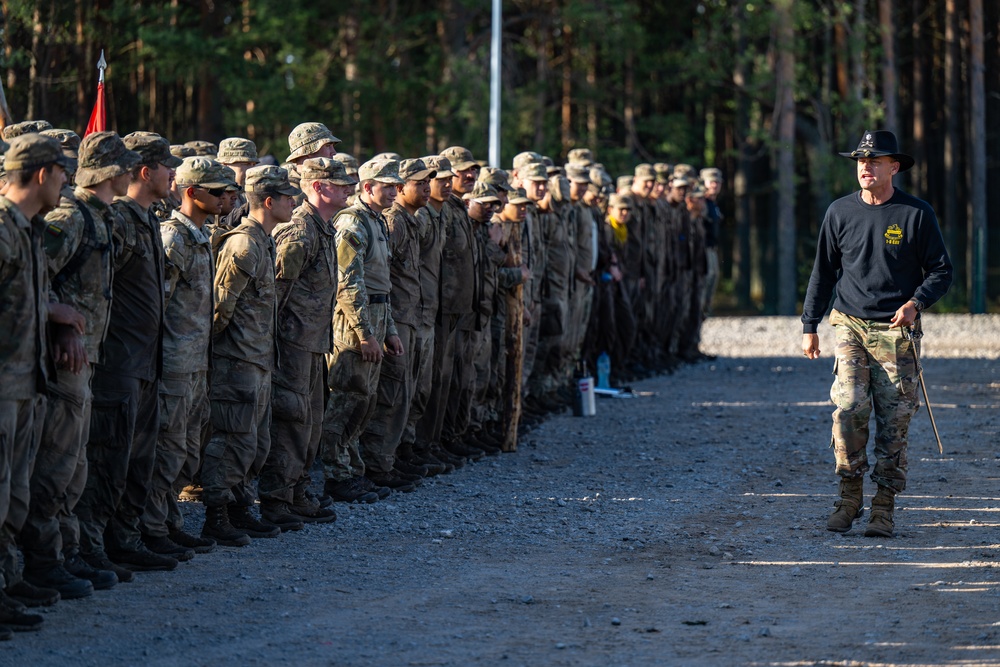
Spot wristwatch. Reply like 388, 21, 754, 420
908, 298, 925, 313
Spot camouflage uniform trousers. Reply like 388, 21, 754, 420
417, 313, 460, 447
444, 314, 479, 443
679, 269, 704, 359
479, 310, 508, 430
702, 247, 719, 317
21, 366, 92, 571
468, 322, 494, 433
322, 302, 390, 483
829, 309, 920, 493
569, 283, 594, 367
669, 269, 693, 358
259, 344, 324, 504
360, 323, 415, 473
0, 395, 44, 588
520, 300, 543, 398
166, 371, 207, 534
141, 370, 206, 538
401, 324, 435, 456
75, 371, 159, 557
200, 357, 272, 508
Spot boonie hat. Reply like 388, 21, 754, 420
287, 122, 340, 162
358, 157, 405, 185
217, 137, 260, 165
2, 120, 53, 141
75, 131, 141, 188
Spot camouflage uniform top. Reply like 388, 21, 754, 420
102, 196, 164, 380
212, 215, 277, 371
537, 202, 576, 301
383, 202, 422, 329
333, 200, 397, 344
521, 203, 548, 308
440, 193, 480, 317
414, 203, 448, 330
160, 209, 214, 374
476, 223, 523, 319
150, 192, 180, 221
272, 200, 337, 354
44, 186, 115, 362
0, 196, 50, 399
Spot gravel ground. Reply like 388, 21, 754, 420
8, 314, 1000, 666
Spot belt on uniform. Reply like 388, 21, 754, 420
369, 294, 389, 304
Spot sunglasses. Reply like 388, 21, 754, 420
199, 187, 227, 197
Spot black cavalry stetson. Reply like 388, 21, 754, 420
839, 130, 914, 173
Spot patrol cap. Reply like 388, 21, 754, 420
564, 163, 591, 184
75, 131, 141, 188
542, 156, 562, 176
633, 163, 656, 181
673, 163, 697, 179
463, 181, 500, 203
616, 175, 633, 191
2, 120, 53, 141
508, 187, 531, 205
333, 152, 359, 175
589, 166, 612, 188
40, 129, 81, 172
245, 164, 302, 196
422, 155, 454, 178
174, 157, 232, 189
671, 175, 694, 188
512, 151, 543, 170
220, 165, 240, 190
686, 184, 706, 199
477, 166, 514, 192
287, 122, 340, 161
700, 167, 723, 183
520, 162, 548, 182
170, 144, 196, 159
124, 132, 183, 168
2, 133, 70, 172
298, 157, 358, 185
185, 140, 218, 157
654, 162, 674, 184
372, 151, 402, 162
567, 148, 594, 166
440, 146, 477, 171
398, 158, 436, 182
358, 157, 405, 185
608, 193, 632, 210
217, 137, 260, 165
280, 161, 302, 187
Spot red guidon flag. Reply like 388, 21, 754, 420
84, 50, 108, 137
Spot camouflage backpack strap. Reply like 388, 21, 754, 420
51, 202, 109, 292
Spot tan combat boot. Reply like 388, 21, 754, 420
864, 486, 896, 537
827, 476, 865, 532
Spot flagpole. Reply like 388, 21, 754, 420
488, 0, 501, 168
84, 49, 108, 137
97, 50, 107, 84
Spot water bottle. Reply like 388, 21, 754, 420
596, 351, 611, 389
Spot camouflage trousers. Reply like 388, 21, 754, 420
361, 323, 416, 473
0, 394, 45, 588
322, 302, 390, 483
21, 366, 92, 571
520, 300, 542, 397
444, 314, 479, 443
76, 371, 159, 556
167, 373, 208, 532
141, 370, 206, 538
702, 247, 719, 317
401, 324, 435, 455
468, 322, 494, 433
829, 309, 920, 493
201, 357, 272, 508
417, 312, 460, 447
259, 345, 325, 504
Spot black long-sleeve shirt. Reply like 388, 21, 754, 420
801, 188, 952, 333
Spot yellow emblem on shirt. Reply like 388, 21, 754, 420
884, 224, 902, 245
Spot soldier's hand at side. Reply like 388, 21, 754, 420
384, 335, 404, 357
802, 333, 820, 360
51, 326, 88, 374
48, 302, 86, 335
889, 301, 918, 329
360, 335, 383, 363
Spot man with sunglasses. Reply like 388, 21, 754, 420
141, 157, 232, 558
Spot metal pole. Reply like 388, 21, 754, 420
488, 0, 502, 167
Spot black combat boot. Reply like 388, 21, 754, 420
201, 505, 251, 547
227, 504, 280, 538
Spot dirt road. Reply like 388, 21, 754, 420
9, 315, 1000, 666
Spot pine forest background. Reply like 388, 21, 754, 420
2, 0, 998, 314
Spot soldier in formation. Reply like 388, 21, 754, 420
0, 118, 725, 639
